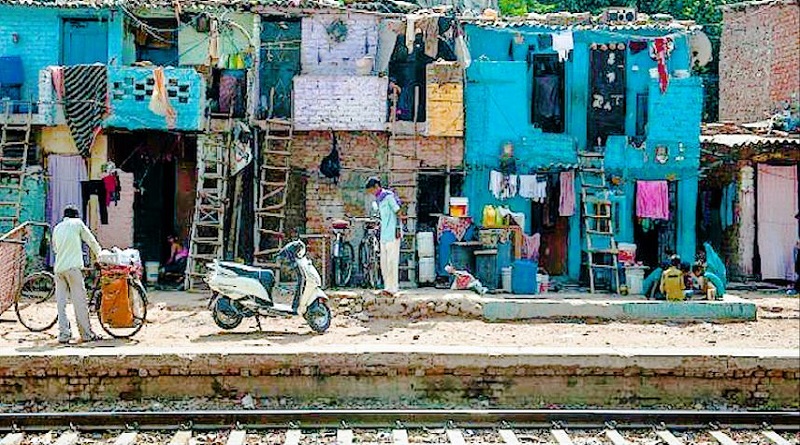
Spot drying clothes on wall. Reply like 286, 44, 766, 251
47, 156, 87, 225
496, 206, 525, 230
47, 66, 65, 100
533, 74, 562, 125
757, 165, 799, 281
437, 215, 473, 242
521, 233, 540, 261
81, 180, 108, 225
552, 31, 573, 62
102, 173, 121, 207
436, 17, 458, 61
636, 180, 669, 220
63, 64, 107, 157
376, 19, 405, 73
149, 67, 177, 128
490, 170, 518, 200
97, 172, 134, 250
559, 171, 575, 216
720, 181, 736, 230
405, 15, 438, 58
650, 37, 674, 93
519, 174, 546, 202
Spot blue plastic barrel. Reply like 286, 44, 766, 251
512, 260, 538, 294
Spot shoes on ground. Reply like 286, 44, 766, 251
80, 333, 104, 343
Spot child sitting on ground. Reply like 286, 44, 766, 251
689, 263, 718, 300
444, 264, 488, 295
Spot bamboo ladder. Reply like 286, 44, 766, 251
0, 103, 33, 233
577, 150, 621, 293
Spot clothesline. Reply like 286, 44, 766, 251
473, 26, 693, 42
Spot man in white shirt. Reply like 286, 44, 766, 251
52, 206, 103, 344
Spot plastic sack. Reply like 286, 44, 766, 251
100, 277, 134, 328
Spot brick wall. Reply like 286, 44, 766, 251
301, 13, 379, 75
719, 1, 800, 123
293, 75, 388, 131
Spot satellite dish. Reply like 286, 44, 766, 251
689, 31, 713, 68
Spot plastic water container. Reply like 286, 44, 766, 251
450, 197, 469, 217
617, 243, 637, 265
418, 257, 436, 284
144, 262, 159, 284
626, 267, 646, 295
501, 267, 512, 293
416, 232, 435, 258
537, 273, 549, 294
512, 260, 538, 295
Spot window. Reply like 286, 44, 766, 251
132, 18, 178, 65
635, 93, 648, 137
531, 54, 565, 133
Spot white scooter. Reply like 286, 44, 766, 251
204, 240, 332, 333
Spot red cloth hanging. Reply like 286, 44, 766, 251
652, 37, 672, 94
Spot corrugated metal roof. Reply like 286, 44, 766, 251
0, 0, 418, 12
468, 12, 700, 31
700, 134, 800, 147
720, 0, 798, 11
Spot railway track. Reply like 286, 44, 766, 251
0, 409, 797, 445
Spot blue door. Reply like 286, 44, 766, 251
62, 19, 108, 65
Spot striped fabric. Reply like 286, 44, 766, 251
63, 64, 107, 157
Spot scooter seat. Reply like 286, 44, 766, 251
331, 219, 350, 230
219, 262, 275, 294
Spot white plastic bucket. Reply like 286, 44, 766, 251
626, 267, 646, 295
144, 261, 159, 284
416, 232, 435, 258
418, 257, 436, 283
501, 267, 512, 292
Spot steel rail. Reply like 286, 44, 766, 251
1, 409, 798, 432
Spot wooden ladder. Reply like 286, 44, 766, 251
388, 117, 419, 288
0, 104, 33, 233
578, 150, 620, 294
253, 118, 293, 268
185, 114, 233, 291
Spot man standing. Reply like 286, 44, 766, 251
365, 177, 403, 296
52, 206, 103, 344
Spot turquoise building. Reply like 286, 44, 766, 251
462, 16, 704, 280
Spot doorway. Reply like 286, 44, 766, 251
634, 181, 678, 268
62, 19, 108, 65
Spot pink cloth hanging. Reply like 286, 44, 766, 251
757, 165, 799, 280
559, 171, 575, 216
636, 180, 669, 220
522, 233, 540, 261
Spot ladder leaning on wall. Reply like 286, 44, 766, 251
253, 118, 293, 269
0, 104, 33, 233
184, 114, 233, 291
578, 150, 621, 294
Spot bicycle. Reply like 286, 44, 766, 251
354, 216, 382, 289
330, 219, 355, 288
15, 264, 148, 339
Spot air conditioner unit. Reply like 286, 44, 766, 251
603, 7, 638, 23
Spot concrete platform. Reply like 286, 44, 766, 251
347, 291, 758, 322
0, 344, 796, 409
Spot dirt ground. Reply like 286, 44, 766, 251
1, 290, 798, 351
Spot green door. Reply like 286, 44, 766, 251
258, 18, 301, 119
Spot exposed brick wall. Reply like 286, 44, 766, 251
300, 13, 379, 75
719, 1, 800, 123
293, 75, 388, 131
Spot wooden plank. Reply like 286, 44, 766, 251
337, 429, 353, 445
656, 430, 684, 445
762, 431, 792, 445
709, 431, 739, 445
226, 430, 247, 445
605, 430, 632, 445
498, 429, 520, 445
446, 429, 466, 445
392, 429, 409, 445
550, 429, 575, 445
284, 429, 302, 445
113, 432, 137, 445
54, 431, 80, 445
167, 431, 192, 445
0, 433, 24, 445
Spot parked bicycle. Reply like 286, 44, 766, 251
330, 219, 355, 288
354, 216, 382, 289
15, 264, 147, 339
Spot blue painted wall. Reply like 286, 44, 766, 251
105, 66, 206, 131
0, 6, 123, 104
0, 174, 47, 262
463, 24, 703, 278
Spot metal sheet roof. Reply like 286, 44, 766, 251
700, 134, 800, 147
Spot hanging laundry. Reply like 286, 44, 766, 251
454, 26, 471, 68
101, 173, 119, 207
376, 19, 405, 73
559, 171, 575, 216
149, 67, 177, 128
650, 37, 673, 93
544, 172, 560, 227
519, 175, 547, 202
208, 19, 220, 63
522, 233, 541, 261
636, 180, 669, 220
81, 180, 108, 225
496, 206, 525, 230
63, 64, 106, 157
552, 31, 574, 62
489, 170, 517, 200
47, 66, 65, 100
405, 14, 420, 53
721, 181, 736, 229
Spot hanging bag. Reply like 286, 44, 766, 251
320, 129, 341, 183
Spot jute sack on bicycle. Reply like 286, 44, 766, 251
99, 265, 135, 328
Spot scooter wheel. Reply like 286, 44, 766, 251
212, 296, 243, 330
305, 299, 332, 333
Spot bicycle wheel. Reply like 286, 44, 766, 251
359, 237, 382, 289
98, 278, 148, 338
15, 271, 57, 332
334, 242, 355, 287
